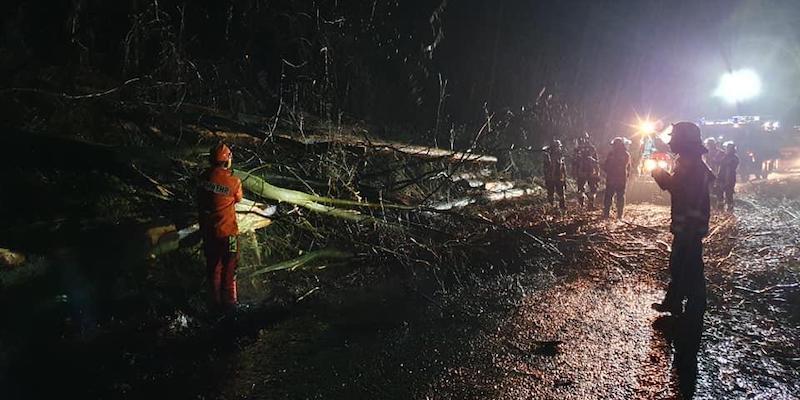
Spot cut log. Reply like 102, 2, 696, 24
275, 133, 498, 163
431, 187, 541, 210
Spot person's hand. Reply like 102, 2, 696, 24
651, 167, 667, 180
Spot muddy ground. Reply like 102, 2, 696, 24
4, 176, 799, 400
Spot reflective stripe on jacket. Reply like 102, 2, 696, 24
198, 166, 243, 238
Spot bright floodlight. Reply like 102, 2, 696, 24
639, 120, 656, 135
714, 69, 761, 104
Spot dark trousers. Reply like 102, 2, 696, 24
576, 177, 597, 208
715, 186, 735, 211
662, 235, 707, 316
546, 180, 565, 209
203, 235, 239, 307
603, 184, 626, 217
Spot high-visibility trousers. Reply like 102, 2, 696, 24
203, 235, 238, 307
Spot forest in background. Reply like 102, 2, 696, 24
4, 1, 799, 151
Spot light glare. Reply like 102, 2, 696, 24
639, 121, 656, 135
714, 69, 761, 104
659, 125, 673, 144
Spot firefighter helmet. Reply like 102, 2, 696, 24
723, 141, 736, 152
669, 122, 706, 154
543, 139, 563, 153
610, 137, 629, 147
210, 143, 233, 164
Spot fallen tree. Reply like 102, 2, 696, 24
146, 198, 277, 258
250, 248, 354, 276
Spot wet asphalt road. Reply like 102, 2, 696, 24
10, 178, 796, 400
222, 182, 799, 399
424, 204, 680, 399
422, 192, 799, 399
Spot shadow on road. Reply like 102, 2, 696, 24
653, 309, 705, 399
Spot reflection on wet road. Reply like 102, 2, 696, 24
44, 178, 795, 399
427, 204, 681, 399
424, 191, 799, 399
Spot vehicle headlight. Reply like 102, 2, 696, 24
644, 159, 657, 172
657, 160, 669, 170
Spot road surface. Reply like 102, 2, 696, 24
9, 177, 798, 400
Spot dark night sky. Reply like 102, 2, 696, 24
433, 0, 800, 135
1, 0, 797, 140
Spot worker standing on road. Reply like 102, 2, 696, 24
715, 141, 739, 212
542, 139, 567, 210
703, 138, 723, 175
198, 143, 244, 312
572, 132, 600, 209
651, 122, 715, 317
602, 137, 631, 219
704, 137, 723, 209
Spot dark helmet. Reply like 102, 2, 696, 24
610, 136, 629, 148
669, 122, 706, 155
723, 141, 736, 152
542, 139, 562, 152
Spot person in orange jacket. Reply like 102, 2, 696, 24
197, 143, 243, 310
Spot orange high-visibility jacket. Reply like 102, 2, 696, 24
198, 167, 243, 238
